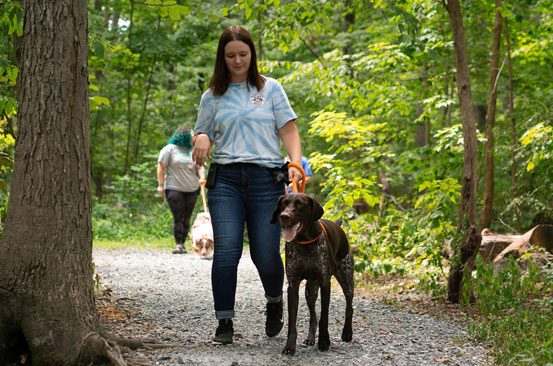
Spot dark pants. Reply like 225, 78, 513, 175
207, 163, 285, 319
165, 189, 199, 245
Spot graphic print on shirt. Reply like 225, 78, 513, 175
249, 93, 266, 105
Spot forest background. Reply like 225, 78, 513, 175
1, 0, 553, 365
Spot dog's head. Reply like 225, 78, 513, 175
193, 237, 214, 259
270, 193, 324, 242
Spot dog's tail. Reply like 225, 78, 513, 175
336, 218, 343, 227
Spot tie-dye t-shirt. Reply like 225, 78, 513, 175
194, 77, 297, 168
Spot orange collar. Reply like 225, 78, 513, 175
295, 221, 327, 245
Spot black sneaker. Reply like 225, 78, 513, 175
212, 319, 233, 345
265, 301, 284, 337
172, 246, 186, 254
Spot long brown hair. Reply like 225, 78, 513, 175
208, 25, 264, 96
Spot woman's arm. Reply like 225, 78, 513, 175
279, 120, 303, 186
157, 162, 166, 197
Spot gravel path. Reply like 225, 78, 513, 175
93, 248, 492, 366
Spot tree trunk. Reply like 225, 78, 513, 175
133, 15, 161, 165
480, 0, 503, 230
124, 0, 135, 174
442, 70, 452, 128
257, 10, 264, 60
416, 61, 430, 147
0, 1, 135, 364
504, 18, 520, 232
443, 0, 482, 304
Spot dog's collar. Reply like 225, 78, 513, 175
295, 221, 327, 245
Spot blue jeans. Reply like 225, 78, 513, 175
207, 163, 285, 319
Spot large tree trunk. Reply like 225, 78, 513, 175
0, 1, 139, 364
480, 0, 503, 230
443, 0, 482, 304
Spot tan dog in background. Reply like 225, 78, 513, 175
190, 212, 214, 259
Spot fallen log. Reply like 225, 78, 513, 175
478, 225, 553, 264
490, 224, 553, 273
492, 224, 553, 263
479, 232, 520, 263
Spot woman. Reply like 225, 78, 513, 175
157, 125, 205, 254
192, 25, 303, 345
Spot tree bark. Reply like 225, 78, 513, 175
443, 0, 482, 304
480, 0, 503, 230
0, 1, 138, 364
504, 18, 520, 232
416, 61, 430, 147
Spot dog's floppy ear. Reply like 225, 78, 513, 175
271, 195, 285, 224
310, 195, 324, 221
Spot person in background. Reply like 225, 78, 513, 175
157, 125, 205, 254
285, 155, 312, 193
192, 25, 303, 345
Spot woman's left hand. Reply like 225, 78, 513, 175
288, 164, 303, 191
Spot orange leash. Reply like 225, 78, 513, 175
288, 162, 306, 193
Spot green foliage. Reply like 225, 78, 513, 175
2, 2, 553, 362
93, 161, 173, 242
520, 123, 553, 173
465, 257, 553, 365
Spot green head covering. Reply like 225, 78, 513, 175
168, 126, 192, 148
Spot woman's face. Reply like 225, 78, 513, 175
224, 40, 251, 83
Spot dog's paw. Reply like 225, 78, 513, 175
317, 337, 330, 352
282, 345, 296, 355
303, 338, 315, 346
341, 329, 353, 342
341, 323, 353, 342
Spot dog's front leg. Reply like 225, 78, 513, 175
282, 280, 300, 355
317, 282, 331, 351
304, 280, 318, 346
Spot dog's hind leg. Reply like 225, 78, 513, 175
334, 254, 354, 342
317, 283, 331, 351
304, 280, 318, 346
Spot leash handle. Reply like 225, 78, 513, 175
288, 162, 306, 193
199, 179, 208, 213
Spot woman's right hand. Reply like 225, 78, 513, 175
192, 134, 212, 166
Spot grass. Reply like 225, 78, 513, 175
93, 237, 175, 250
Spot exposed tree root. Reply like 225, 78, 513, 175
105, 333, 179, 350
79, 331, 176, 366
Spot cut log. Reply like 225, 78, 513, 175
479, 233, 520, 263
493, 224, 553, 263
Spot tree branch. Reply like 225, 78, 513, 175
300, 37, 327, 69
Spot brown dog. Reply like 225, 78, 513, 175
271, 193, 354, 355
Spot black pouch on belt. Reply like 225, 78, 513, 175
265, 162, 290, 186
206, 163, 218, 189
